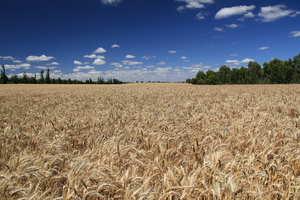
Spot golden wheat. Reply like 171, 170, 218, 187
0, 83, 299, 199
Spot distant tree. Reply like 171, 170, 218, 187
1, 65, 8, 84
40, 69, 44, 83
23, 71, 28, 83
45, 68, 50, 84
196, 71, 206, 81
218, 65, 231, 84
206, 70, 218, 85
190, 78, 198, 85
186, 78, 191, 83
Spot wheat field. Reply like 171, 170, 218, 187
0, 83, 300, 199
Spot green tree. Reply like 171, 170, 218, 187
40, 69, 44, 83
196, 71, 206, 81
23, 71, 28, 83
231, 68, 240, 84
190, 78, 198, 85
206, 70, 218, 85
1, 65, 8, 84
45, 68, 50, 84
218, 65, 231, 84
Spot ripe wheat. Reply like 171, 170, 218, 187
0, 83, 299, 199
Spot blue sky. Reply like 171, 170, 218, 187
1, 0, 299, 82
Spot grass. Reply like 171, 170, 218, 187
0, 83, 299, 199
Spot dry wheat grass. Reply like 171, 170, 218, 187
0, 83, 300, 199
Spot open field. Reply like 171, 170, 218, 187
0, 83, 300, 199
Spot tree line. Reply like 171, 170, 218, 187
0, 67, 123, 84
188, 53, 300, 85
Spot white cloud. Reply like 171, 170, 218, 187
146, 65, 155, 68
291, 11, 300, 17
195, 12, 208, 20
84, 62, 89, 64
84, 54, 105, 59
122, 60, 143, 65
46, 62, 59, 65
290, 31, 300, 37
74, 60, 83, 65
257, 5, 296, 22
214, 27, 225, 32
259, 46, 269, 50
4, 63, 31, 70
73, 65, 94, 72
244, 11, 255, 18
226, 58, 254, 65
92, 58, 106, 65
142, 55, 151, 60
230, 54, 238, 56
94, 47, 107, 54
13, 60, 22, 63
124, 66, 130, 69
181, 56, 187, 59
177, 6, 185, 12
215, 5, 255, 19
169, 50, 177, 53
154, 67, 173, 74
101, 0, 121, 6
111, 44, 120, 48
125, 55, 136, 58
110, 63, 123, 68
186, 1, 205, 9
157, 61, 166, 65
26, 55, 55, 61
35, 66, 57, 70
226, 24, 238, 28
0, 56, 14, 60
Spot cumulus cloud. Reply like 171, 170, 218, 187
226, 24, 238, 28
111, 44, 120, 48
291, 11, 300, 17
46, 62, 59, 65
244, 11, 255, 18
146, 65, 155, 68
94, 47, 107, 54
74, 60, 83, 65
186, 1, 205, 9
13, 60, 22, 63
290, 31, 300, 37
195, 12, 208, 20
230, 54, 238, 56
124, 66, 130, 69
142, 56, 151, 60
84, 54, 105, 59
26, 55, 55, 61
259, 46, 269, 50
157, 62, 166, 65
4, 63, 31, 70
214, 27, 225, 32
110, 63, 123, 68
92, 58, 106, 65
122, 60, 143, 65
226, 58, 254, 65
215, 5, 255, 19
257, 5, 297, 22
169, 50, 177, 53
35, 66, 57, 70
177, 6, 185, 12
125, 55, 136, 58
181, 56, 187, 59
73, 65, 94, 72
101, 0, 121, 6
154, 67, 173, 74
0, 56, 14, 60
